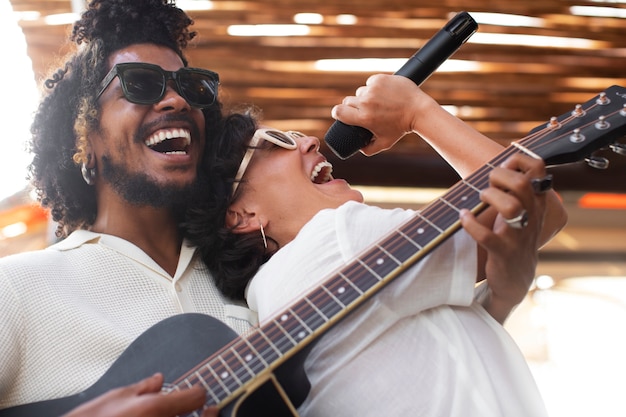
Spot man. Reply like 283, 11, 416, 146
0, 1, 250, 416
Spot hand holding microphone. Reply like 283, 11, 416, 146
324, 11, 478, 159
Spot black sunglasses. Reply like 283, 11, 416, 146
96, 62, 220, 109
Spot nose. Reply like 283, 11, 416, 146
300, 134, 321, 153
154, 83, 191, 113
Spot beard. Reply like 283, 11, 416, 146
100, 155, 198, 218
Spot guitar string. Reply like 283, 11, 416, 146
177, 99, 613, 399
173, 98, 621, 405
176, 99, 613, 400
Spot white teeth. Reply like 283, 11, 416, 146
311, 161, 333, 183
145, 128, 191, 147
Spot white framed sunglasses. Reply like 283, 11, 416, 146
232, 128, 306, 196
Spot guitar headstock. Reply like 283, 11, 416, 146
522, 85, 626, 168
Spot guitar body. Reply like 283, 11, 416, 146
0, 313, 311, 417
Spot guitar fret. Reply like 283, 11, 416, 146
230, 345, 256, 377
386, 230, 423, 264
359, 245, 402, 280
204, 363, 231, 398
304, 295, 330, 323
273, 312, 310, 348
439, 196, 461, 213
341, 262, 379, 294
376, 243, 402, 264
217, 355, 242, 388
238, 337, 269, 370
397, 229, 422, 251
400, 214, 440, 249
287, 308, 314, 338
246, 330, 280, 366
223, 349, 255, 384
356, 259, 382, 281
272, 318, 298, 348
319, 283, 348, 316
462, 178, 482, 193
257, 324, 285, 360
417, 211, 444, 233
194, 370, 221, 403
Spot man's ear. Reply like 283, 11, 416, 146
225, 206, 260, 234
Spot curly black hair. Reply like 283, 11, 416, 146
184, 109, 278, 301
28, 0, 222, 237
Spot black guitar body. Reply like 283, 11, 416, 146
0, 313, 311, 417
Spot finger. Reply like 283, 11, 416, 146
341, 96, 358, 107
480, 187, 524, 224
133, 373, 164, 395
459, 209, 497, 249
499, 153, 546, 177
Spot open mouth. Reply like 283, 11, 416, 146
311, 161, 333, 184
145, 128, 191, 155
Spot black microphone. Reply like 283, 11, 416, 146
324, 11, 478, 159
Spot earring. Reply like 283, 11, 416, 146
259, 222, 268, 250
81, 163, 96, 185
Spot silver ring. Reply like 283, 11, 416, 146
531, 174, 553, 194
504, 210, 528, 229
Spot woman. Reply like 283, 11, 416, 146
187, 74, 567, 416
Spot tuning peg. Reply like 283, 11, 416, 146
609, 143, 626, 156
585, 156, 610, 169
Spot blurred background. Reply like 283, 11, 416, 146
2, 0, 625, 415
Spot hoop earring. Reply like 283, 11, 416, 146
259, 222, 268, 250
81, 163, 96, 185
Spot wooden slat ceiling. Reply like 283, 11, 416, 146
9, 0, 626, 192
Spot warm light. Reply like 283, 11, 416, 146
177, 0, 213, 11
469, 12, 545, 28
570, 5, 626, 18
470, 32, 598, 49
315, 58, 481, 73
0, 222, 27, 239
536, 275, 556, 290
578, 193, 626, 209
228, 24, 310, 37
294, 13, 323, 24
355, 186, 446, 206
12, 11, 40, 21
44, 13, 80, 25
336, 14, 357, 25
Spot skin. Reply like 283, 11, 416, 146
227, 134, 363, 247
87, 43, 206, 276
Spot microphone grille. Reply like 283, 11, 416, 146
324, 121, 373, 160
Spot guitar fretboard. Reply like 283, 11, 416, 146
170, 87, 626, 409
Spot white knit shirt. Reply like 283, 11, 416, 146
0, 230, 256, 409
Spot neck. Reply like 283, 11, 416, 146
91, 197, 183, 277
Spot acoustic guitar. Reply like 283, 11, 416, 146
2, 85, 625, 417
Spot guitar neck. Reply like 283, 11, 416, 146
171, 85, 626, 407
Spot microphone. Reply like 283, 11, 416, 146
324, 11, 478, 159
